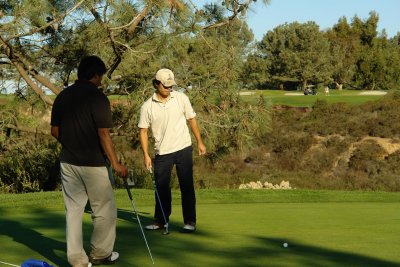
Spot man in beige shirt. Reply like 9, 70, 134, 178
138, 68, 206, 232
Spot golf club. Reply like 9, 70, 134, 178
124, 180, 155, 265
149, 168, 169, 235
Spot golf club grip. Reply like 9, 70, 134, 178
124, 180, 133, 200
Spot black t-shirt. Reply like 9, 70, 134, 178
51, 80, 113, 166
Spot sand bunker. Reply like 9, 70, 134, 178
358, 91, 387, 95
239, 92, 256, 95
284, 93, 303, 96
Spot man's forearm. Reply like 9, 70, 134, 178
188, 118, 204, 144
139, 128, 150, 156
98, 128, 119, 167
51, 126, 59, 140
188, 118, 206, 155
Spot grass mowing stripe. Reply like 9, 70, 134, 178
1, 189, 400, 210
193, 189, 400, 203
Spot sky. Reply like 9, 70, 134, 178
194, 0, 400, 41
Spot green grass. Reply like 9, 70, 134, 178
242, 89, 388, 107
1, 189, 400, 266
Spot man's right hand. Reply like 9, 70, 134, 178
114, 163, 128, 178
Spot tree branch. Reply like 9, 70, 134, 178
197, 118, 239, 129
202, 0, 251, 30
126, 5, 151, 35
0, 35, 53, 105
14, 51, 61, 95
0, 35, 61, 95
11, 60, 54, 105
109, 5, 151, 33
5, 0, 85, 41
90, 6, 126, 79
5, 124, 49, 135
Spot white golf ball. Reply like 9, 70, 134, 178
283, 242, 288, 248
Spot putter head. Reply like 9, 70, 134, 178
162, 230, 169, 235
162, 223, 169, 235
126, 170, 135, 188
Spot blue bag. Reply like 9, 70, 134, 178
21, 259, 54, 267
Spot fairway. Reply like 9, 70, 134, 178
1, 190, 400, 267
240, 89, 388, 107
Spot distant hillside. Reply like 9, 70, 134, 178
200, 93, 400, 191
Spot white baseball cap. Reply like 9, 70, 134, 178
155, 68, 177, 87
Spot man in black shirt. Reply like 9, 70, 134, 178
51, 56, 127, 267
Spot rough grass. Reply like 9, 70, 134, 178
0, 94, 14, 105
1, 189, 400, 267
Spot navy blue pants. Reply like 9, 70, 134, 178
153, 146, 196, 225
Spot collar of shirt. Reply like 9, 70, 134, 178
74, 79, 99, 90
152, 90, 175, 103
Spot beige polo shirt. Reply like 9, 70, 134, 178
138, 90, 196, 155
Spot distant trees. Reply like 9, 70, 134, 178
350, 11, 393, 90
327, 17, 359, 90
260, 21, 331, 89
244, 12, 400, 90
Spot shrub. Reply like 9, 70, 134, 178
0, 136, 60, 193
267, 130, 314, 170
347, 141, 386, 176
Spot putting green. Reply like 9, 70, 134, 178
1, 189, 399, 267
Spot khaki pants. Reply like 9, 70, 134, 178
60, 163, 116, 266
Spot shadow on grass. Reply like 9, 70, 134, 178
0, 208, 68, 266
1, 207, 399, 267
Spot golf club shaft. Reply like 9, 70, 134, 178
124, 181, 155, 265
150, 169, 169, 232
0, 261, 19, 267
